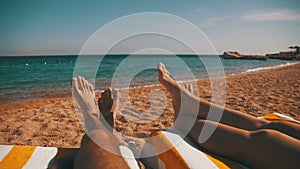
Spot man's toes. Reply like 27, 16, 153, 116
88, 83, 94, 92
105, 88, 112, 99
78, 76, 85, 90
83, 78, 89, 89
97, 96, 102, 110
83, 78, 91, 91
101, 89, 112, 102
100, 90, 105, 98
98, 88, 114, 113
72, 77, 78, 89
81, 77, 88, 89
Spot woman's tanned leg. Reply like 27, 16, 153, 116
158, 63, 300, 139
177, 116, 300, 169
159, 63, 300, 168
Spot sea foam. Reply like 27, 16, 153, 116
244, 62, 299, 73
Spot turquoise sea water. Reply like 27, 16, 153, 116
0, 55, 295, 104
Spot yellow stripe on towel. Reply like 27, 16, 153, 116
261, 113, 300, 123
148, 130, 234, 169
204, 153, 230, 169
148, 131, 190, 169
0, 146, 36, 169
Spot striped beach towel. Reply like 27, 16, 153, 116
144, 113, 299, 169
145, 130, 245, 169
0, 113, 298, 169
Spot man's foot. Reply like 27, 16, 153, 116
158, 63, 198, 119
72, 77, 104, 131
98, 88, 119, 132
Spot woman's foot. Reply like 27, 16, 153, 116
158, 63, 181, 118
158, 63, 199, 120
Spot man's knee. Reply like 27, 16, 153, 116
87, 129, 109, 138
81, 129, 109, 147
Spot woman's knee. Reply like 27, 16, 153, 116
173, 114, 199, 131
250, 129, 281, 142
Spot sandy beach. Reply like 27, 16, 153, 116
0, 63, 299, 148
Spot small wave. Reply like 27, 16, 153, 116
244, 62, 300, 73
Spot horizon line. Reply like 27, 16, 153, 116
0, 53, 224, 57
0, 50, 290, 57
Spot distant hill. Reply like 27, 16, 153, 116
0, 49, 76, 56
221, 51, 300, 60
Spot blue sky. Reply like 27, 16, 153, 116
0, 0, 299, 55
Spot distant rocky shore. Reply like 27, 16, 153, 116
221, 50, 300, 60
266, 51, 300, 60
221, 51, 267, 60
